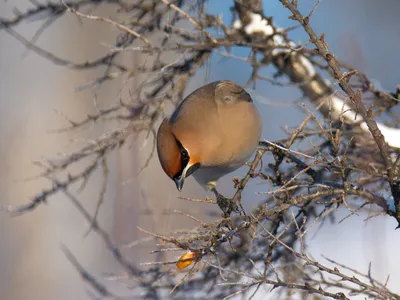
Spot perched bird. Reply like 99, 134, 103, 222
156, 80, 262, 195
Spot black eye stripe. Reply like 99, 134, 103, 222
174, 139, 190, 179
179, 145, 189, 166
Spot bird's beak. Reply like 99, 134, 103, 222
173, 162, 195, 191
174, 164, 189, 191
174, 176, 185, 191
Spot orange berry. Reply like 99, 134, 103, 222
176, 251, 196, 269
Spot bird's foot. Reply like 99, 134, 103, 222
207, 181, 239, 217
215, 194, 238, 217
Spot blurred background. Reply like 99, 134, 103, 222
0, 0, 399, 299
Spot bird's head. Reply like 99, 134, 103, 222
156, 118, 200, 191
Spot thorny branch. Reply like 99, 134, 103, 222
279, 0, 400, 225
1, 0, 400, 299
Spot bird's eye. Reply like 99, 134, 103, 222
181, 149, 189, 166
179, 146, 190, 168
174, 139, 191, 179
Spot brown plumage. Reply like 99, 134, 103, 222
157, 80, 262, 191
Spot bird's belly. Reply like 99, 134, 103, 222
192, 163, 243, 189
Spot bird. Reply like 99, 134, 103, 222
156, 80, 262, 200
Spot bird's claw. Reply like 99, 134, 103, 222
207, 182, 241, 217
216, 194, 238, 217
